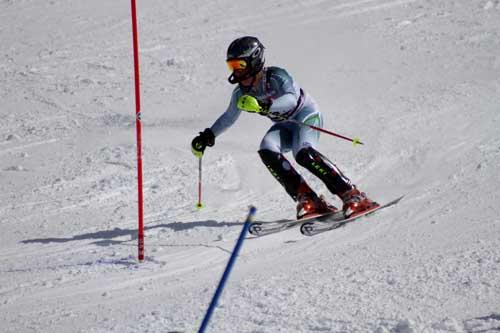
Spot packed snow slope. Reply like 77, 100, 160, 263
1, 0, 500, 332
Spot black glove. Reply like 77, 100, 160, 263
191, 128, 215, 157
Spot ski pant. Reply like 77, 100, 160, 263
258, 97, 352, 201
259, 98, 322, 156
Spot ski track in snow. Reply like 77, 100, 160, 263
1, 0, 500, 332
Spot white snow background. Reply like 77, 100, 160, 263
1, 0, 500, 332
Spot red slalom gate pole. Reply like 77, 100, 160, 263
130, 0, 144, 262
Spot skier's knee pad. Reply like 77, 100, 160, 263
258, 149, 307, 200
295, 147, 352, 195
258, 149, 280, 165
259, 149, 295, 174
295, 147, 320, 169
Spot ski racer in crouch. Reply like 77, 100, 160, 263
191, 36, 379, 219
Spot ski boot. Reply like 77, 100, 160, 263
341, 187, 379, 218
296, 192, 337, 220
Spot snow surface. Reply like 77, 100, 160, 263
1, 0, 500, 332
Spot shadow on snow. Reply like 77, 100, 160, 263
20, 220, 244, 246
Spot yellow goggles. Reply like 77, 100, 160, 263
226, 59, 247, 71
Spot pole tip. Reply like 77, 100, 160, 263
352, 137, 364, 146
196, 203, 204, 209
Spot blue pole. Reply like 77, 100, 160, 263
198, 206, 257, 333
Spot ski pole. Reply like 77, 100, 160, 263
196, 157, 204, 209
286, 118, 363, 146
198, 206, 256, 333
237, 95, 363, 146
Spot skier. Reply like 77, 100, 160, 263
191, 36, 378, 219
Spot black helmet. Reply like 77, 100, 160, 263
226, 36, 265, 84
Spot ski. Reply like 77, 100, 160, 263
248, 210, 345, 237
300, 195, 405, 236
